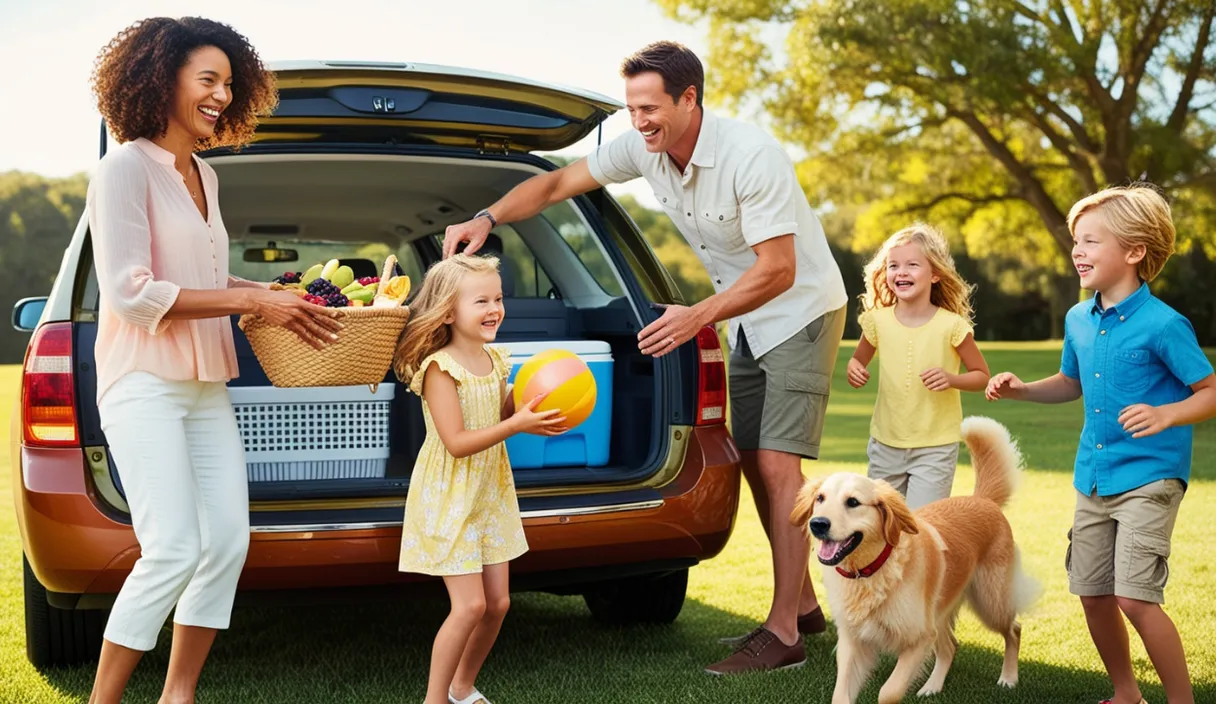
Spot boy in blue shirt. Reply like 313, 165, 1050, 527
987, 184, 1215, 704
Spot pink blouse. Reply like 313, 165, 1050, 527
88, 138, 260, 403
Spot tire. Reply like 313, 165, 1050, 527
24, 555, 106, 668
583, 568, 688, 625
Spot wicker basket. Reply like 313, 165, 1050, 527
238, 305, 411, 389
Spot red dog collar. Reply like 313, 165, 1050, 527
836, 542, 894, 579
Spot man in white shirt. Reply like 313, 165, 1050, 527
442, 41, 848, 675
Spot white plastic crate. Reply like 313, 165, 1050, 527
227, 385, 394, 482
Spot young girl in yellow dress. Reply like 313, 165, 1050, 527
847, 223, 991, 509
392, 254, 566, 704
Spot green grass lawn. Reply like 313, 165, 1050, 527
2, 344, 1215, 703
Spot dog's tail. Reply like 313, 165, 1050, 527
961, 416, 1023, 508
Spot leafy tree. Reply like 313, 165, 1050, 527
656, 0, 1216, 333
0, 171, 87, 362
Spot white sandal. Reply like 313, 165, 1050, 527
448, 687, 491, 704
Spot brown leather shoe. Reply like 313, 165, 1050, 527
717, 607, 827, 645
705, 627, 806, 675
797, 606, 827, 634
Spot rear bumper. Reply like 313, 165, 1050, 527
16, 426, 741, 605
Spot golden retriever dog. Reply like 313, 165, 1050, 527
790, 416, 1039, 703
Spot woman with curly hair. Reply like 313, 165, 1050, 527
86, 17, 342, 704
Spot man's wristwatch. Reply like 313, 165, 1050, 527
474, 209, 498, 228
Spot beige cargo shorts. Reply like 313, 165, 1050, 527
1066, 478, 1185, 604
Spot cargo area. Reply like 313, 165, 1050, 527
72, 152, 682, 505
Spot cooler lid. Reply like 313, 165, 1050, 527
499, 340, 612, 358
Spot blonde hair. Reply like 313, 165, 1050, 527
1067, 184, 1176, 282
391, 254, 500, 385
860, 223, 975, 323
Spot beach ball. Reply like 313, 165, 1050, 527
513, 349, 597, 431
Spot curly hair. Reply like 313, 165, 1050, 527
860, 223, 976, 324
91, 17, 278, 149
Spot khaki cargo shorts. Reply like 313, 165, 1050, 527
728, 306, 846, 459
1066, 478, 1185, 604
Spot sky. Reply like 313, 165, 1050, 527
0, 0, 715, 208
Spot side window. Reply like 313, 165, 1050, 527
432, 226, 555, 298
538, 201, 625, 297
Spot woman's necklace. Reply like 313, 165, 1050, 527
185, 161, 200, 200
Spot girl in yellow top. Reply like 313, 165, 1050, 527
847, 224, 991, 509
392, 254, 565, 704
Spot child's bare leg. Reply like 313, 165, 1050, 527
1080, 595, 1143, 704
1117, 597, 1193, 704
450, 562, 511, 699
426, 574, 486, 704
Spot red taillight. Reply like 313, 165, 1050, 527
695, 326, 726, 426
22, 323, 79, 447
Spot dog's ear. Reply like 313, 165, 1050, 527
875, 480, 919, 546
789, 476, 825, 529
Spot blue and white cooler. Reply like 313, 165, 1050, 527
500, 340, 613, 469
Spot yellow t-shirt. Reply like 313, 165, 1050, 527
859, 306, 974, 448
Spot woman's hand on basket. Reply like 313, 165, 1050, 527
249, 289, 344, 350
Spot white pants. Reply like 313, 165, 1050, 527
866, 437, 959, 510
99, 372, 249, 651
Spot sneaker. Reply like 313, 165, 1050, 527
717, 606, 827, 645
704, 627, 806, 675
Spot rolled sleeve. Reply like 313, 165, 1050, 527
1157, 316, 1215, 386
89, 157, 180, 335
585, 130, 644, 186
736, 145, 800, 246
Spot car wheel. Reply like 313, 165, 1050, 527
582, 568, 687, 625
24, 555, 106, 668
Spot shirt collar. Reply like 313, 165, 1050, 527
132, 137, 179, 167
687, 108, 717, 169
1091, 281, 1151, 318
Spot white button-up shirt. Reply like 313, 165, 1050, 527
587, 109, 847, 357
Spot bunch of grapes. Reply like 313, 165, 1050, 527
303, 294, 327, 306
357, 276, 380, 286
324, 293, 350, 308
306, 279, 340, 297
274, 271, 302, 285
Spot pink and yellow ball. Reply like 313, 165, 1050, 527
512, 349, 597, 431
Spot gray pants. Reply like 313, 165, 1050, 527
866, 437, 959, 510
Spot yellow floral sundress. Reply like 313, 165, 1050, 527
398, 345, 528, 576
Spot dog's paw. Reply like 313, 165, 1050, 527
916, 682, 942, 697
997, 675, 1018, 689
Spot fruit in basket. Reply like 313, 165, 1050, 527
512, 349, 597, 431
347, 287, 375, 305
306, 278, 340, 297
324, 292, 350, 308
358, 276, 380, 287
372, 275, 411, 308
340, 281, 364, 295
320, 259, 340, 281
301, 263, 325, 286
332, 265, 355, 290
273, 271, 302, 285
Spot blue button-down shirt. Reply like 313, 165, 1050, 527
1061, 282, 1214, 496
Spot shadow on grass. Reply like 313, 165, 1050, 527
32, 591, 1213, 703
